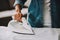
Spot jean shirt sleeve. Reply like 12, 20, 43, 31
13, 0, 27, 8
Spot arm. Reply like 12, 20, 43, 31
14, 0, 27, 22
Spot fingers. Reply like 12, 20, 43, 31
14, 12, 23, 22
17, 13, 22, 22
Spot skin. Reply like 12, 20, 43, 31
14, 4, 23, 22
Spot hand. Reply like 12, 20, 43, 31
14, 4, 23, 22
14, 13, 23, 22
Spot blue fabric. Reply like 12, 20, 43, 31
14, 0, 44, 27
50, 0, 57, 27
50, 0, 60, 28
28, 0, 44, 27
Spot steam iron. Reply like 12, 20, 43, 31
8, 17, 34, 35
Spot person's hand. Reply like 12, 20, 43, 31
14, 13, 23, 22
14, 4, 23, 22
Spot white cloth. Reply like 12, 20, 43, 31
0, 26, 59, 40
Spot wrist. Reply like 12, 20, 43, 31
15, 4, 21, 13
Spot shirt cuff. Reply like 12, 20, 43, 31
13, 0, 24, 9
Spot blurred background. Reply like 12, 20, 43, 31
0, 0, 14, 11
0, 0, 30, 11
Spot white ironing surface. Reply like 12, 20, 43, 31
8, 17, 34, 35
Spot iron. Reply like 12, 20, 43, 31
8, 17, 34, 35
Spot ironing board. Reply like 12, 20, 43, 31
0, 26, 59, 40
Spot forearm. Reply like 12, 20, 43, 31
15, 4, 21, 13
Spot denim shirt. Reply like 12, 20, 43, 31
14, 0, 44, 27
